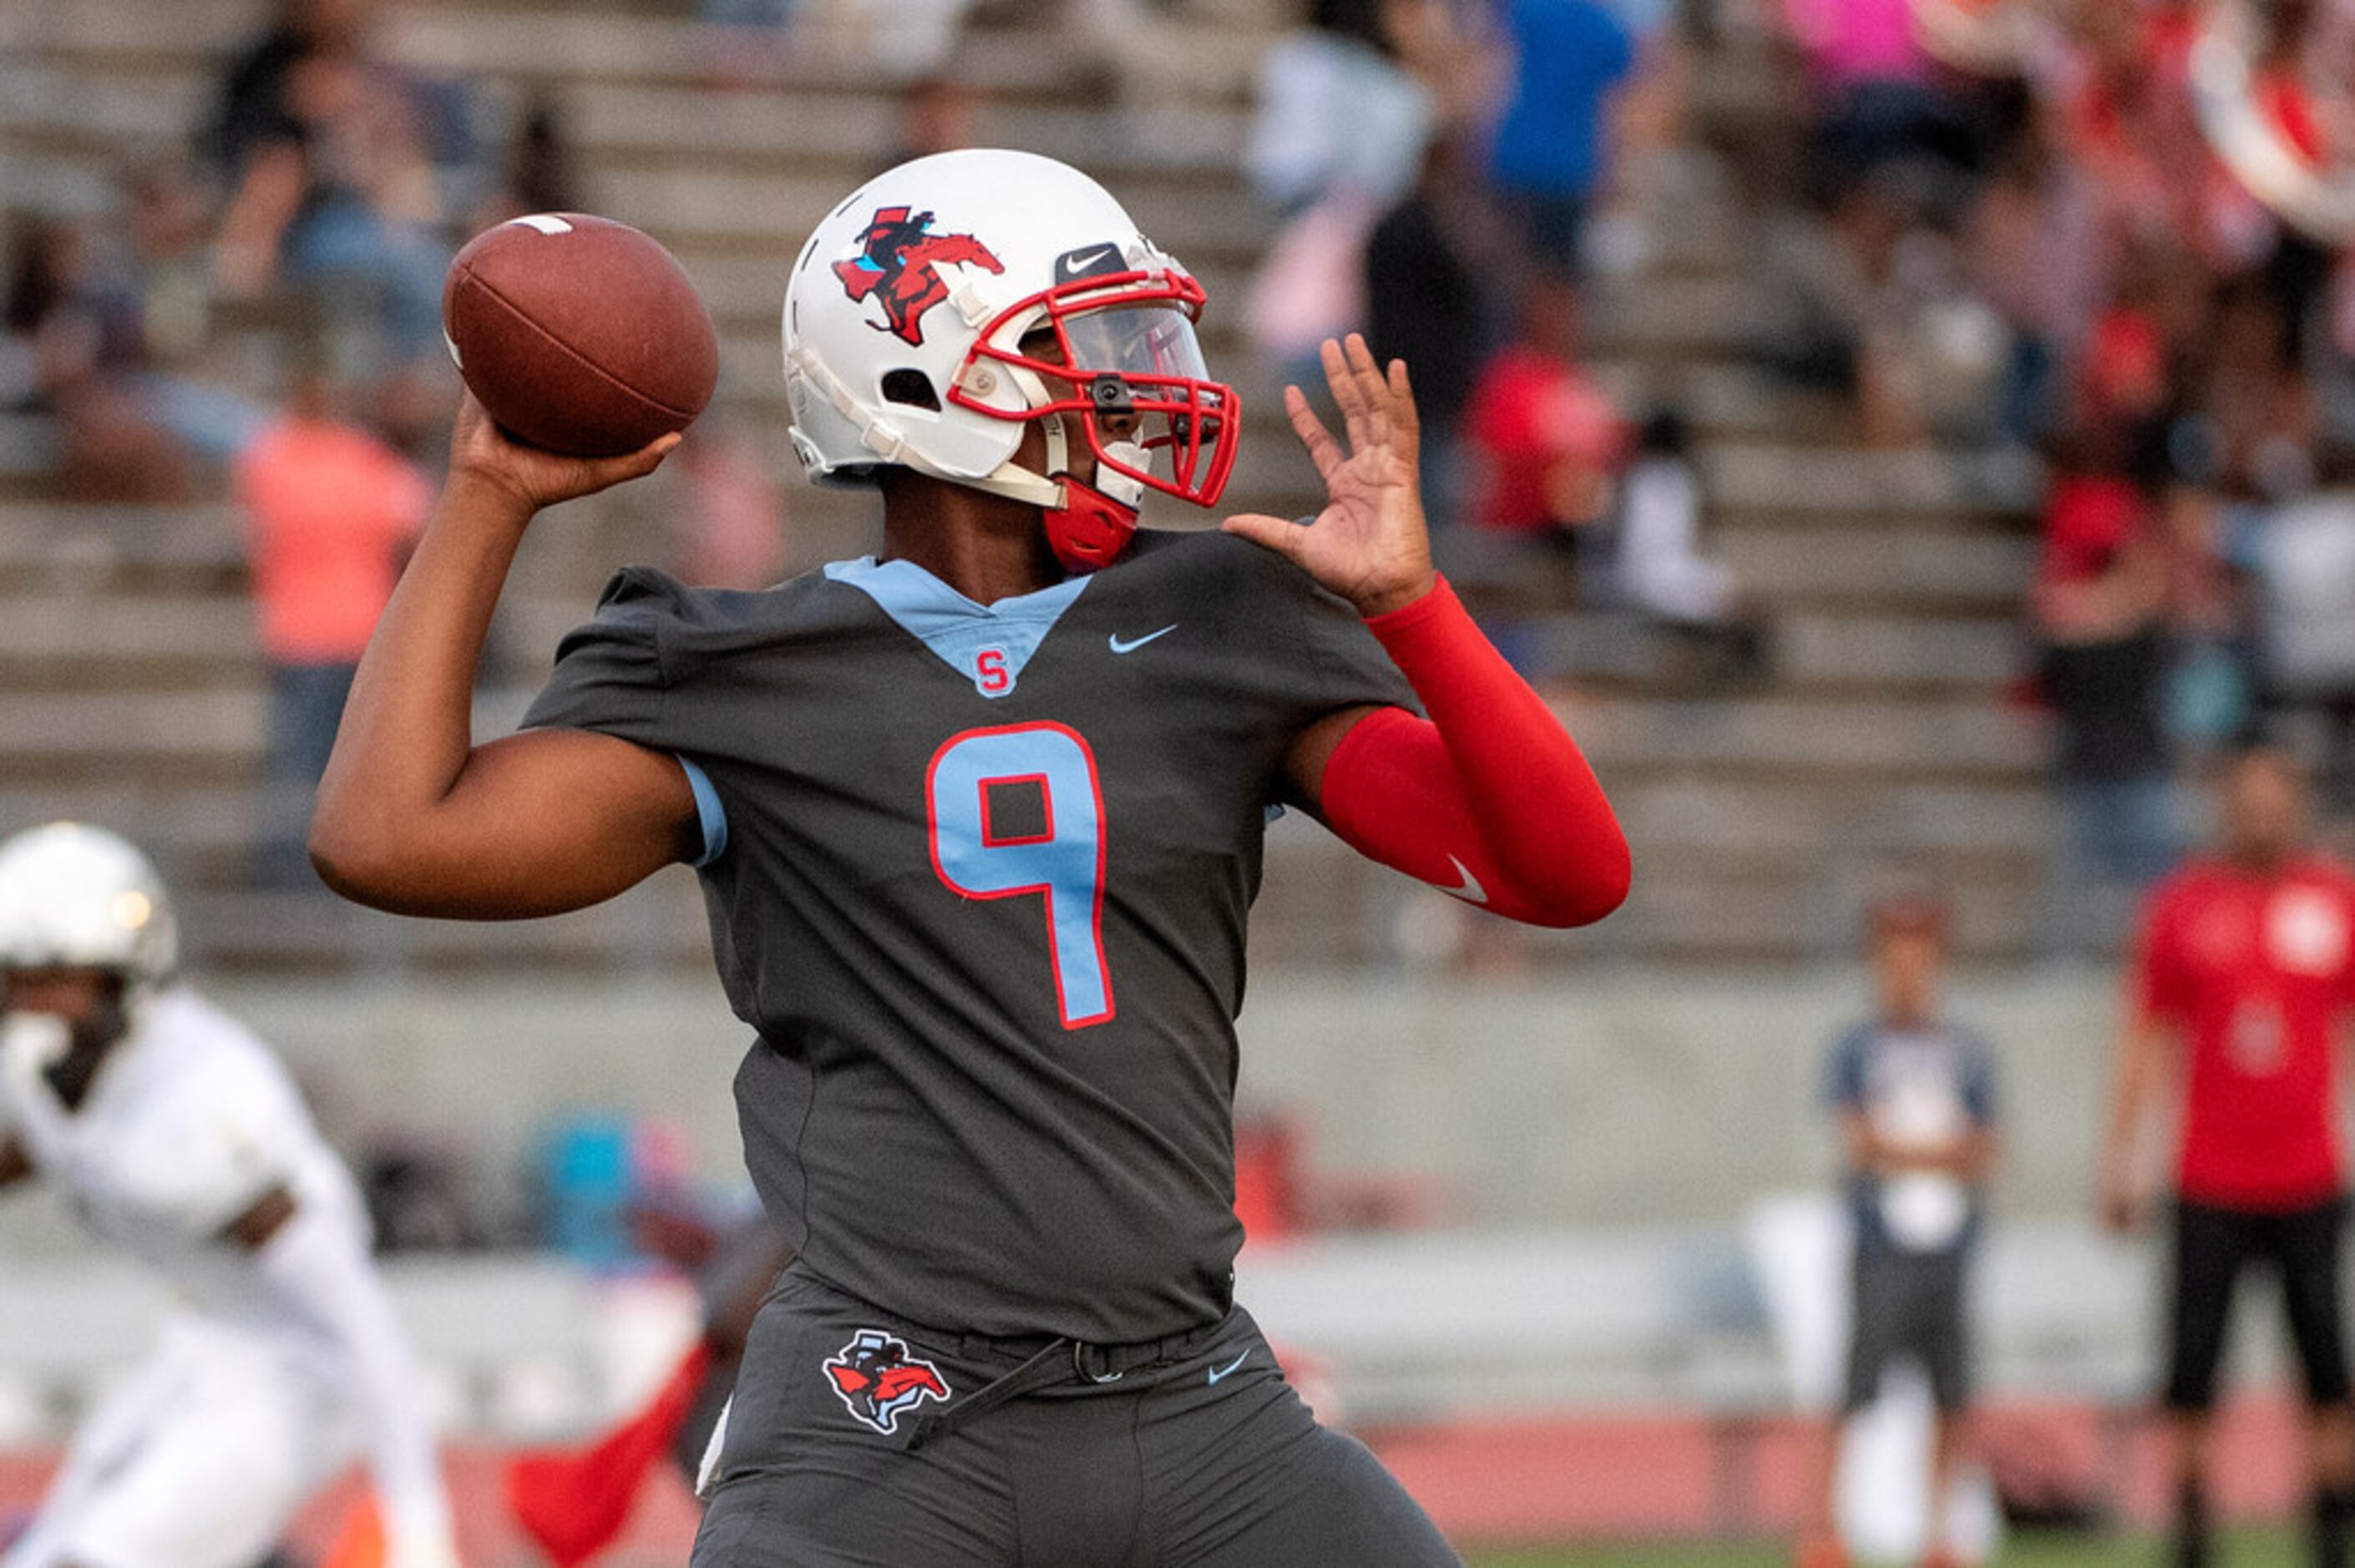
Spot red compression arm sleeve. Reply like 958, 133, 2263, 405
1317, 577, 1630, 928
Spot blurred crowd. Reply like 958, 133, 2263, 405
1754, 0, 2355, 954
13, 0, 2355, 943
1243, 0, 1772, 687
3, 0, 788, 888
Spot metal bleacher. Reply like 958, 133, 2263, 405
0, 0, 2054, 974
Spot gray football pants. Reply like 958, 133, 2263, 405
692, 1271, 1461, 1567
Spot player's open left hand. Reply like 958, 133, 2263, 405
448, 389, 681, 518
1223, 334, 1437, 620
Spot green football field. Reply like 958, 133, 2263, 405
1464, 1529, 2297, 1565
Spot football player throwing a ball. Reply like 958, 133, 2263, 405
313, 149, 1629, 1564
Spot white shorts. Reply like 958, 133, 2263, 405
4, 1318, 361, 1568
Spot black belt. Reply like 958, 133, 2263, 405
903, 1321, 1227, 1452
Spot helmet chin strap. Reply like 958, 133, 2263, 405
795, 342, 1147, 570
980, 409, 1147, 574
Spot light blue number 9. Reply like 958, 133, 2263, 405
925, 722, 1112, 1029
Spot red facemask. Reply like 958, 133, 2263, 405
950, 268, 1241, 516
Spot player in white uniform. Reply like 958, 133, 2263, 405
0, 824, 458, 1568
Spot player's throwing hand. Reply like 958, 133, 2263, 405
448, 390, 681, 518
1223, 333, 1438, 619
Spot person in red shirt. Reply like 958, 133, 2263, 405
1462, 275, 1628, 539
2099, 745, 2355, 1568
234, 367, 430, 885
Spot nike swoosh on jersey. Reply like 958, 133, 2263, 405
1206, 1349, 1250, 1385
1435, 856, 1488, 906
1108, 625, 1178, 655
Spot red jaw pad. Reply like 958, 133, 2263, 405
1042, 475, 1139, 573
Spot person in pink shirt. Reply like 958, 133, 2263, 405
1782, 0, 1932, 94
234, 367, 429, 885
1782, 0, 1971, 200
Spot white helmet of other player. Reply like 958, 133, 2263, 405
782, 149, 1238, 572
0, 823, 177, 1000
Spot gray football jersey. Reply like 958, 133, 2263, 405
524, 528, 1413, 1342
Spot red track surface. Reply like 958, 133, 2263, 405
0, 1393, 2317, 1561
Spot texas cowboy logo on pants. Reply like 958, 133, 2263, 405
823, 1328, 952, 1435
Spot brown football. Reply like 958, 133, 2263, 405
442, 213, 718, 458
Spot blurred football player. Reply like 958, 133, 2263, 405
311, 149, 1629, 1563
2099, 746, 2355, 1568
0, 823, 458, 1568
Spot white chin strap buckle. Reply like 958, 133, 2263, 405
1096, 441, 1149, 508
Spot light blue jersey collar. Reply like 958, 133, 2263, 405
824, 556, 1091, 700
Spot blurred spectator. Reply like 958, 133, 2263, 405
2183, 278, 2317, 502
2048, 0, 2206, 259
472, 94, 580, 229
2032, 434, 2180, 958
889, 74, 980, 168
1580, 0, 1694, 281
207, 0, 471, 378
2, 218, 194, 501
661, 414, 791, 589
1613, 410, 1770, 682
1462, 275, 1626, 553
234, 361, 430, 886
1485, 0, 1634, 277
767, 0, 978, 81
2156, 449, 2261, 761
108, 160, 276, 465
2261, 493, 2355, 807
1800, 889, 1998, 1568
1753, 170, 2006, 448
1246, 0, 1433, 218
1781, 0, 1974, 201
2099, 746, 2355, 1568
1364, 135, 1503, 531
1964, 127, 2104, 449
1244, 0, 1435, 370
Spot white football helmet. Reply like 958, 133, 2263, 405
782, 148, 1238, 572
0, 823, 177, 1002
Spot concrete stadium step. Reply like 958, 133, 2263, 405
1700, 442, 2043, 520
1586, 275, 1749, 359
0, 504, 246, 593
1573, 692, 2044, 778
21, 0, 266, 68
589, 161, 1275, 263
1492, 609, 2024, 695
1613, 866, 2043, 961
1774, 610, 2025, 690
180, 875, 713, 974
1612, 776, 2054, 858
0, 59, 212, 151
0, 689, 261, 787
0, 594, 257, 690
387, 12, 1093, 99
560, 80, 1252, 178
1253, 826, 2046, 964
1714, 528, 2031, 610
